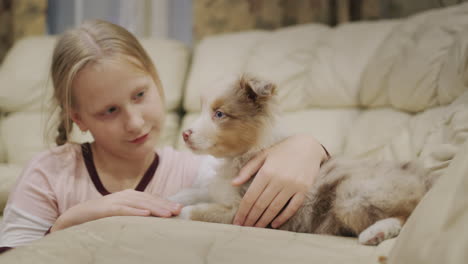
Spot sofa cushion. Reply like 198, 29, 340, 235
184, 30, 269, 112
345, 90, 468, 166
0, 37, 56, 113
183, 22, 397, 112
0, 114, 6, 163
360, 4, 468, 112
140, 39, 190, 111
0, 216, 396, 264
0, 164, 23, 213
0, 37, 189, 113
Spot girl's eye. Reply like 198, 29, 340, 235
104, 106, 117, 115
214, 110, 225, 119
135, 91, 145, 100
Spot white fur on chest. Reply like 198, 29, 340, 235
208, 161, 242, 205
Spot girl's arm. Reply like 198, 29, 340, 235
51, 189, 182, 232
232, 134, 329, 228
0, 163, 59, 248
1, 157, 182, 248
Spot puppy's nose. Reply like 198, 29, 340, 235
182, 129, 193, 142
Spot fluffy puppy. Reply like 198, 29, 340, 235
170, 74, 435, 245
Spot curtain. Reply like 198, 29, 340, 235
0, 0, 47, 63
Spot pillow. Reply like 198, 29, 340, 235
360, 3, 468, 112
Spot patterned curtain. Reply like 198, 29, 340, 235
0, 0, 47, 63
193, 0, 331, 41
193, 0, 467, 42
0, 0, 12, 63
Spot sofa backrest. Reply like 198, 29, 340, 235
180, 3, 468, 163
185, 4, 468, 113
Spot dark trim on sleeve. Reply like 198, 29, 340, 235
0, 226, 53, 254
0, 247, 13, 254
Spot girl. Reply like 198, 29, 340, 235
0, 20, 328, 251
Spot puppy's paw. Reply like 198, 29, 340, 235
359, 230, 386, 245
358, 217, 402, 245
177, 205, 195, 220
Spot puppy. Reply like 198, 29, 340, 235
170, 74, 435, 245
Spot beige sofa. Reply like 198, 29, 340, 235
1, 3, 468, 264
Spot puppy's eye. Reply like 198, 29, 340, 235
214, 110, 225, 119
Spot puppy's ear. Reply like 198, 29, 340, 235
241, 76, 277, 102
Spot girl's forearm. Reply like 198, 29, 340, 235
50, 201, 99, 232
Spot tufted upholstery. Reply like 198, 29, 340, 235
0, 3, 468, 264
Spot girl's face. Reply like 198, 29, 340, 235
71, 60, 164, 160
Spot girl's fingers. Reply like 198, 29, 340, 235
243, 183, 281, 227
125, 199, 173, 217
232, 150, 267, 186
271, 192, 306, 228
147, 206, 173, 217
254, 189, 294, 228
117, 191, 181, 216
111, 205, 151, 217
145, 197, 182, 214
233, 174, 269, 226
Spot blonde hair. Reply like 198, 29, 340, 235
50, 19, 164, 146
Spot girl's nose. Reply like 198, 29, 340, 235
182, 129, 193, 142
125, 109, 144, 133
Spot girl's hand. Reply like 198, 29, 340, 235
232, 134, 328, 228
51, 189, 182, 232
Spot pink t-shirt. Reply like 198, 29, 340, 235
0, 143, 211, 248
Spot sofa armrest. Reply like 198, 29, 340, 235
388, 138, 468, 264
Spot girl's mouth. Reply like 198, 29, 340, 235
130, 133, 149, 144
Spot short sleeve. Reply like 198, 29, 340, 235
0, 154, 59, 247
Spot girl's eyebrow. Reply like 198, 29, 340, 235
133, 84, 148, 93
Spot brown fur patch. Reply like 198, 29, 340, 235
366, 204, 385, 222
213, 121, 260, 157
210, 98, 224, 112
310, 175, 347, 233
390, 203, 415, 221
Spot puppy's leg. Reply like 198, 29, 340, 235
168, 187, 212, 206
358, 217, 406, 245
179, 203, 238, 224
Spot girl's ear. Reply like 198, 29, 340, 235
70, 110, 88, 132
